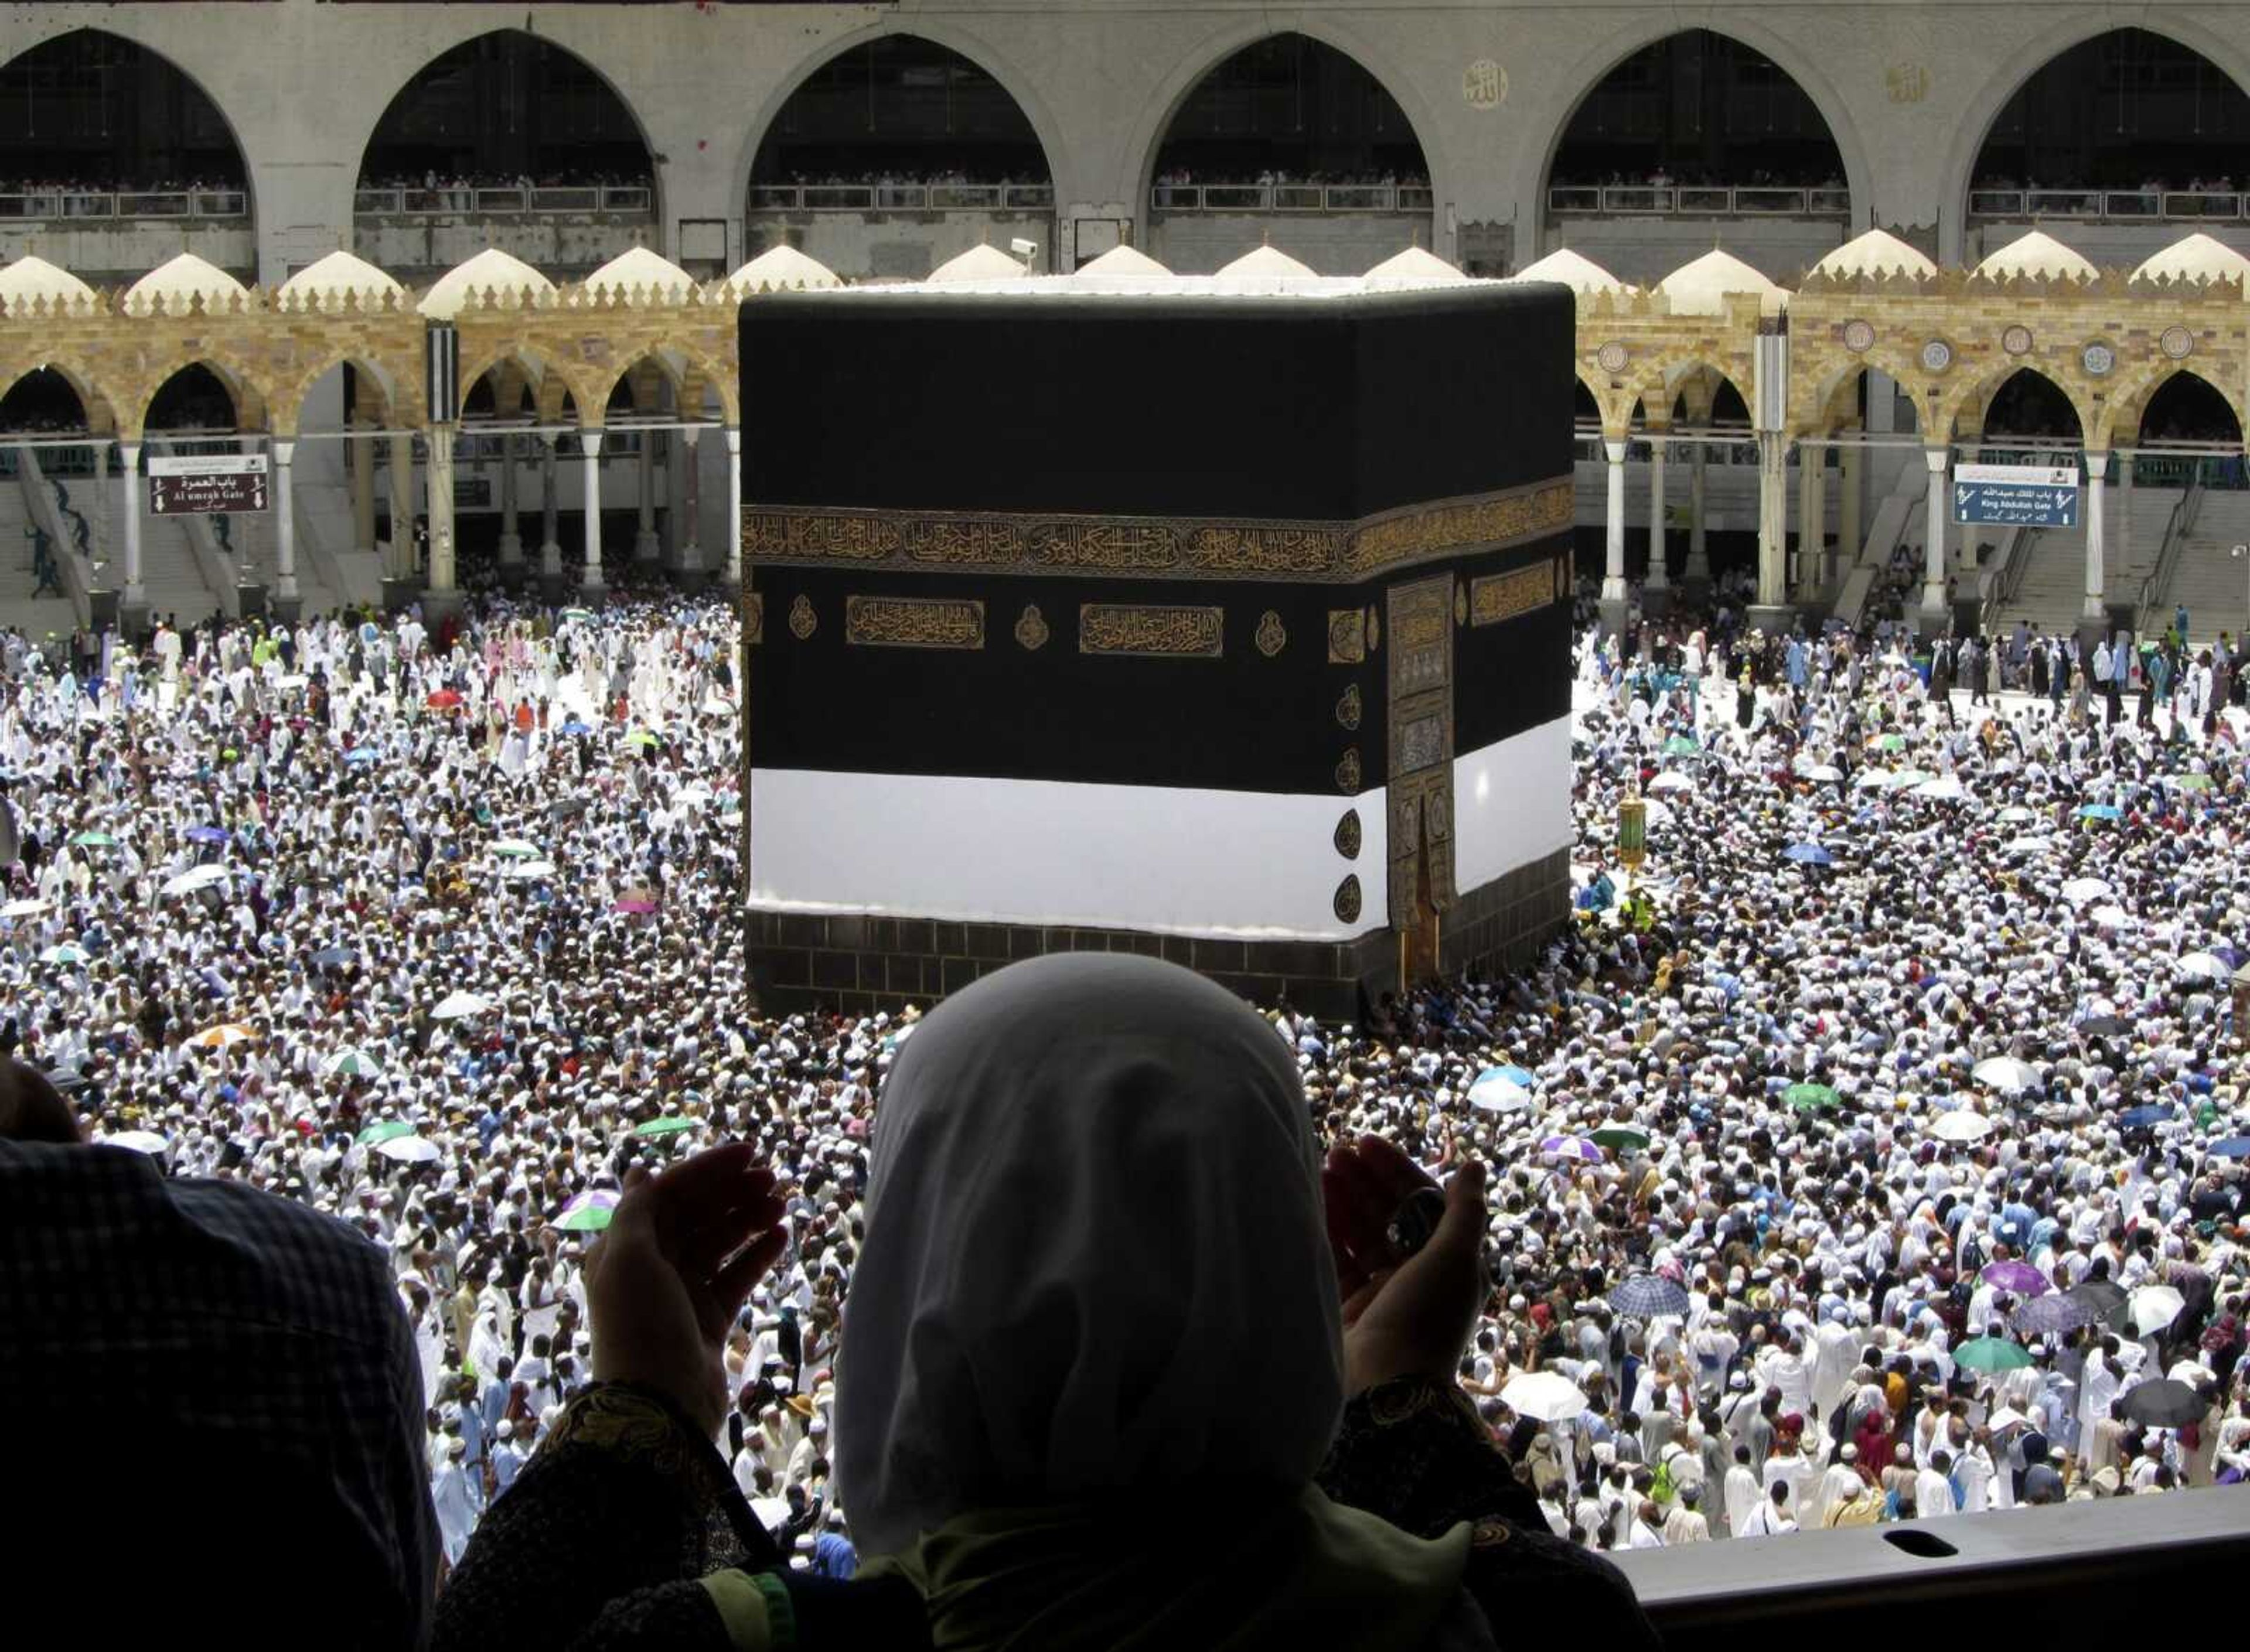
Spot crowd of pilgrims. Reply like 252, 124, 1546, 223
0, 585, 2245, 1575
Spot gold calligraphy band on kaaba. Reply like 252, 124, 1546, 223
741, 478, 1573, 586
844, 595, 986, 649
1078, 603, 1225, 658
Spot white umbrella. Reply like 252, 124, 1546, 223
2175, 952, 2228, 982
1501, 1371, 1589, 1422
1996, 805, 2038, 823
1986, 1406, 2029, 1432
2130, 1285, 2186, 1336
1802, 763, 1843, 783
102, 1129, 169, 1155
1929, 1110, 1996, 1142
1972, 1056, 2040, 1093
2061, 877, 2113, 904
1468, 1072, 1536, 1114
0, 896, 49, 917
1851, 769, 1892, 791
1911, 775, 1967, 802
162, 865, 231, 896
1639, 797, 1674, 830
1999, 835, 2051, 858
1648, 772, 1695, 794
497, 859, 559, 882
374, 1134, 442, 1164
491, 838, 541, 859
431, 990, 493, 1020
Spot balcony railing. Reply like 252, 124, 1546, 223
1966, 187, 2246, 221
0, 188, 247, 221
1546, 185, 1850, 217
352, 185, 653, 217
1148, 183, 1431, 213
746, 182, 1055, 212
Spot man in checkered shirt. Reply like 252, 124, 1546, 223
0, 1059, 437, 1646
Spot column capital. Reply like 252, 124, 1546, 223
118, 441, 141, 467
1923, 448, 1949, 473
581, 427, 605, 457
272, 438, 295, 465
1604, 440, 1627, 463
724, 426, 741, 455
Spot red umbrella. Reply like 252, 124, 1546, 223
426, 690, 464, 711
613, 896, 657, 915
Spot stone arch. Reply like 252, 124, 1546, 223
1954, 364, 2089, 447
0, 359, 120, 437
2098, 363, 2247, 452
1943, 21, 2250, 251
132, 353, 269, 440
1804, 351, 1923, 439
0, 28, 258, 227
356, 29, 660, 217
736, 25, 1064, 214
1518, 22, 1871, 247
275, 351, 415, 440
1126, 22, 1449, 215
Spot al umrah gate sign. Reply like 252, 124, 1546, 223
1952, 461, 2078, 528
148, 453, 270, 516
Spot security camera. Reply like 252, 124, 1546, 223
1010, 238, 1037, 257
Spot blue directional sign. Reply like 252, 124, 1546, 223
1953, 462, 2078, 528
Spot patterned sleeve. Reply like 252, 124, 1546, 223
1317, 1378, 1661, 1652
431, 1384, 742, 1652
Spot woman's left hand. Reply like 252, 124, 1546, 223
587, 1144, 789, 1440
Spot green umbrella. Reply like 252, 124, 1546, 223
1784, 1082, 1842, 1112
325, 1048, 384, 1078
1662, 735, 1700, 756
1590, 1124, 1652, 1152
2172, 773, 2212, 792
1953, 1336, 2034, 1373
633, 1116, 697, 1138
626, 730, 663, 749
69, 831, 117, 847
356, 1119, 415, 1145
1877, 733, 1908, 752
554, 1190, 619, 1232
561, 607, 597, 624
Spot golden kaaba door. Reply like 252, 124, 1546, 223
1386, 574, 1457, 987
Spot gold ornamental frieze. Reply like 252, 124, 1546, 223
844, 595, 986, 650
1078, 603, 1225, 658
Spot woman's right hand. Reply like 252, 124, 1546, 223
1323, 1134, 1488, 1396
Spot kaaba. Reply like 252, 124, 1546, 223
739, 272, 1576, 1019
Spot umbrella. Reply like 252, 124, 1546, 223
1802, 763, 1843, 783
38, 943, 88, 966
2078, 1015, 2132, 1037
1500, 1371, 1588, 1422
1648, 771, 1696, 794
1999, 835, 2051, 858
2086, 905, 2132, 930
1610, 1275, 1692, 1318
2116, 1104, 2173, 1129
1, 896, 50, 917
373, 1134, 442, 1164
1929, 1110, 1995, 1142
346, 746, 380, 764
1467, 1070, 1536, 1114
1875, 733, 1908, 752
1488, 1064, 1537, 1088
1972, 1056, 2040, 1093
2064, 1280, 2132, 1329
2174, 951, 2228, 982
559, 720, 595, 737
323, 1048, 384, 1078
1986, 1407, 2030, 1433
626, 730, 663, 749
1852, 769, 1893, 791
633, 1116, 697, 1138
162, 865, 231, 896
554, 1189, 619, 1233
498, 859, 558, 883
2077, 803, 2122, 821
491, 839, 541, 859
184, 825, 230, 845
357, 1120, 417, 1145
1953, 1336, 2034, 1373
101, 1129, 169, 1155
1981, 1260, 2050, 1296
68, 831, 117, 847
311, 947, 356, 968
2171, 773, 2212, 792
1662, 735, 1700, 756
1784, 842, 1833, 865
2113, 1379, 2207, 1429
1783, 1082, 1842, 1113
2011, 1293, 2093, 1335
2130, 1286, 2186, 1337
425, 689, 464, 711
1540, 1134, 1604, 1163
561, 607, 596, 624
1996, 805, 2038, 823
188, 1023, 256, 1049
1911, 776, 1966, 802
1590, 1124, 1652, 1153
431, 990, 493, 1020
2061, 877, 2113, 903
613, 896, 659, 915
2207, 1136, 2250, 1159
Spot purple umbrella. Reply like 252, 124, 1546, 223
1982, 1260, 2051, 1296
2011, 1292, 2092, 1335
1540, 1135, 1604, 1163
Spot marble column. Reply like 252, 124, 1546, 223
579, 428, 606, 595
387, 433, 415, 582
120, 441, 144, 605
1755, 433, 1788, 609
724, 428, 742, 586
1920, 448, 1950, 629
1644, 433, 1669, 595
273, 439, 298, 605
1796, 444, 1825, 602
425, 425, 456, 596
1601, 439, 1627, 602
1685, 441, 1709, 586
2082, 450, 2108, 626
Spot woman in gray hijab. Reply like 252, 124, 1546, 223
435, 955, 1655, 1650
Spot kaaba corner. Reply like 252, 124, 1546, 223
737, 272, 1577, 1019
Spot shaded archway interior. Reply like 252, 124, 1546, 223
2137, 371, 2242, 445
750, 35, 1050, 189
1, 367, 90, 434
359, 31, 652, 192
145, 364, 238, 435
1972, 28, 2250, 192
0, 29, 244, 190
1152, 34, 1427, 189
1549, 30, 1843, 191
1976, 369, 2084, 444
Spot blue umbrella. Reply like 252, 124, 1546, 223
1611, 1275, 1692, 1318
2078, 804, 2122, 821
184, 825, 229, 844
2118, 1104, 2172, 1129
1784, 842, 1833, 865
560, 719, 595, 736
2209, 1136, 2250, 1159
1481, 1063, 1536, 1089
345, 747, 380, 764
